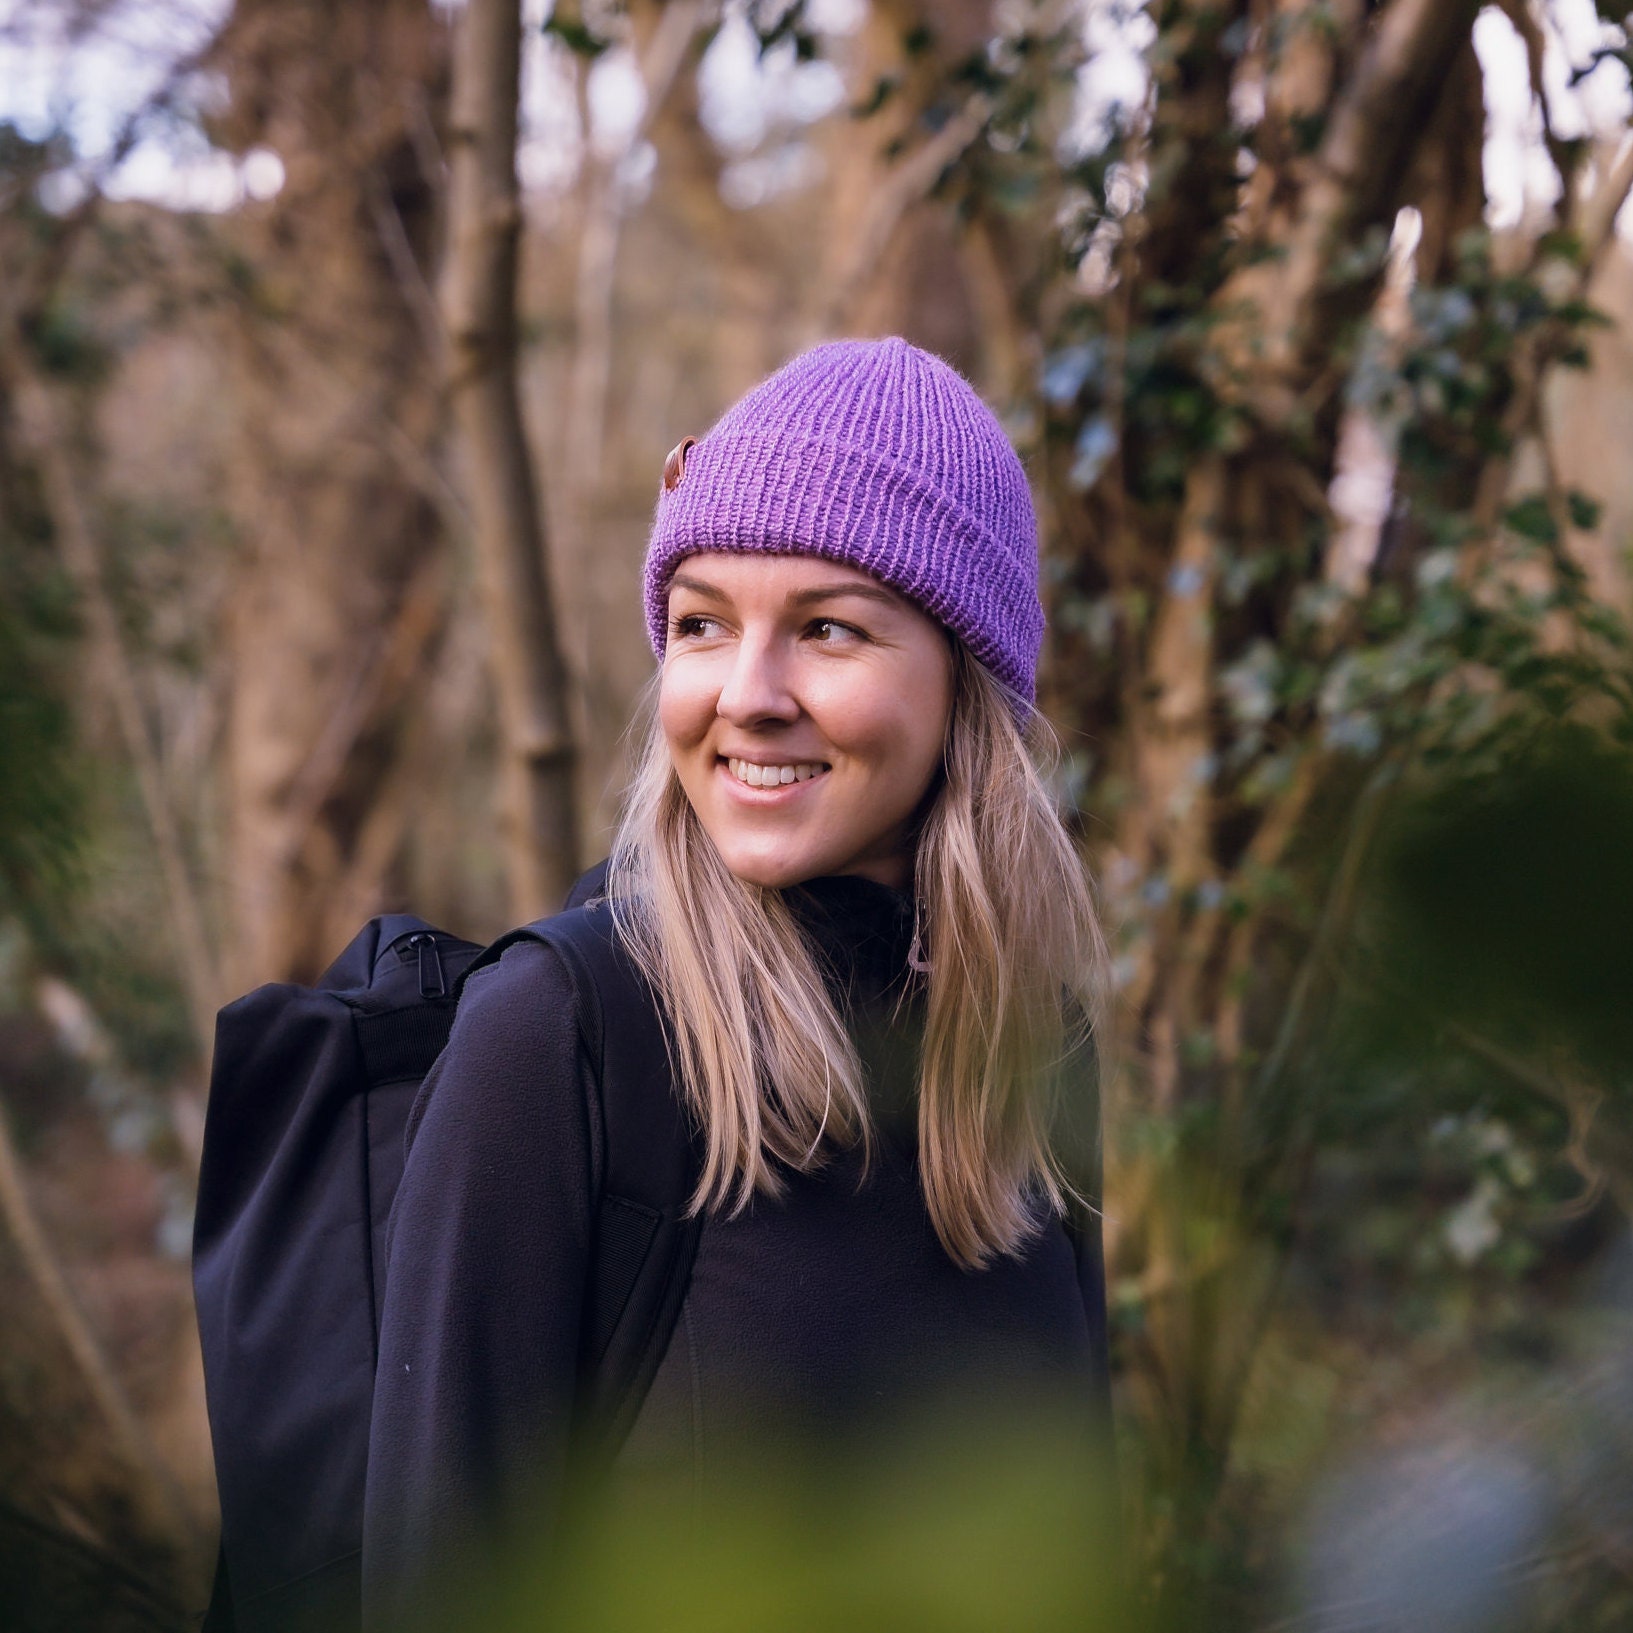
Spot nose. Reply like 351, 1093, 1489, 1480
715, 628, 800, 726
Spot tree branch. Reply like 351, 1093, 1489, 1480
1234, 0, 1483, 417
813, 93, 992, 339
1114, 452, 1226, 1035
565, 0, 712, 496
1496, 0, 1579, 218
276, 549, 449, 877
368, 170, 447, 366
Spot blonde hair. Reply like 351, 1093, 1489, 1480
607, 642, 1108, 1269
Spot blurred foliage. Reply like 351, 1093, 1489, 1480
0, 117, 223, 1086
470, 1406, 1129, 1633
0, 126, 88, 935
0, 454, 84, 935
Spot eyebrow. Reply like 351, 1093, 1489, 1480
668, 573, 904, 612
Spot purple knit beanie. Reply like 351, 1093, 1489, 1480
643, 336, 1043, 703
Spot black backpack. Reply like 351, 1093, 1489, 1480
192, 868, 700, 1633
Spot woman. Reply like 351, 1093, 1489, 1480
363, 337, 1112, 1624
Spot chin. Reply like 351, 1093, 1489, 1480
703, 828, 827, 890
717, 851, 819, 890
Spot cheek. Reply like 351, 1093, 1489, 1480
879, 646, 952, 771
658, 664, 714, 756
830, 683, 948, 800
894, 703, 950, 804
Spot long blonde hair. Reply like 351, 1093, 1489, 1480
607, 641, 1108, 1269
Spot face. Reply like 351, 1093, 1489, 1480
659, 552, 955, 891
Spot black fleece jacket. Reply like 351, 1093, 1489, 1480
362, 875, 1109, 1626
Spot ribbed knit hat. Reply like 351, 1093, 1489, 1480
643, 336, 1042, 703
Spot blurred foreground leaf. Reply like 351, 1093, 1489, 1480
482, 1405, 1132, 1633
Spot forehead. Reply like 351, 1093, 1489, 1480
667, 551, 901, 603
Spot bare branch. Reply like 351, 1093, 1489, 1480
277, 551, 449, 877
1230, 0, 1483, 417
381, 415, 473, 541
1578, 133, 1633, 274
812, 93, 992, 339
369, 172, 447, 366
1496, 0, 1579, 213
565, 0, 713, 495
1250, 755, 1399, 1120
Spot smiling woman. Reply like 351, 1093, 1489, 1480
363, 337, 1114, 1629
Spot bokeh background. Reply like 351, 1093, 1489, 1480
4, 0, 1633, 1627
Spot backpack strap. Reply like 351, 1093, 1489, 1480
465, 903, 702, 1455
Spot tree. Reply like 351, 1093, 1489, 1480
1008, 1, 1633, 1621
210, 0, 454, 984
442, 0, 582, 918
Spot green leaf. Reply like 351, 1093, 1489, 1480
1503, 495, 1557, 545
850, 75, 899, 119
541, 16, 611, 57
1567, 490, 1603, 532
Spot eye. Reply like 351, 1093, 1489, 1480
805, 618, 866, 645
670, 613, 724, 640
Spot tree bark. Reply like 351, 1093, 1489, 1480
214, 0, 450, 986
443, 0, 580, 918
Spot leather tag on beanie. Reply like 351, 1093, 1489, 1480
663, 436, 699, 493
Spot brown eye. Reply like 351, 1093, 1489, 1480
806, 618, 863, 644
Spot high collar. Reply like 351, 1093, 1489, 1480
780, 874, 919, 1012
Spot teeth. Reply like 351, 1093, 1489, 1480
727, 757, 827, 788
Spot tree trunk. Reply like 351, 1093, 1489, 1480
443, 0, 580, 918
214, 0, 451, 986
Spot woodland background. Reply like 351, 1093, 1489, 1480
4, 0, 1633, 1628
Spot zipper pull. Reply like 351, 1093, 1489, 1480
407, 932, 447, 998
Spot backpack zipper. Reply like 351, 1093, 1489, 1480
399, 932, 447, 998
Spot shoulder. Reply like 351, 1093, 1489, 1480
455, 897, 634, 1022
404, 901, 645, 1126
448, 934, 582, 1069
401, 929, 590, 1158
490, 900, 662, 1046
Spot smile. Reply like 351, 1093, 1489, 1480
723, 756, 830, 789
